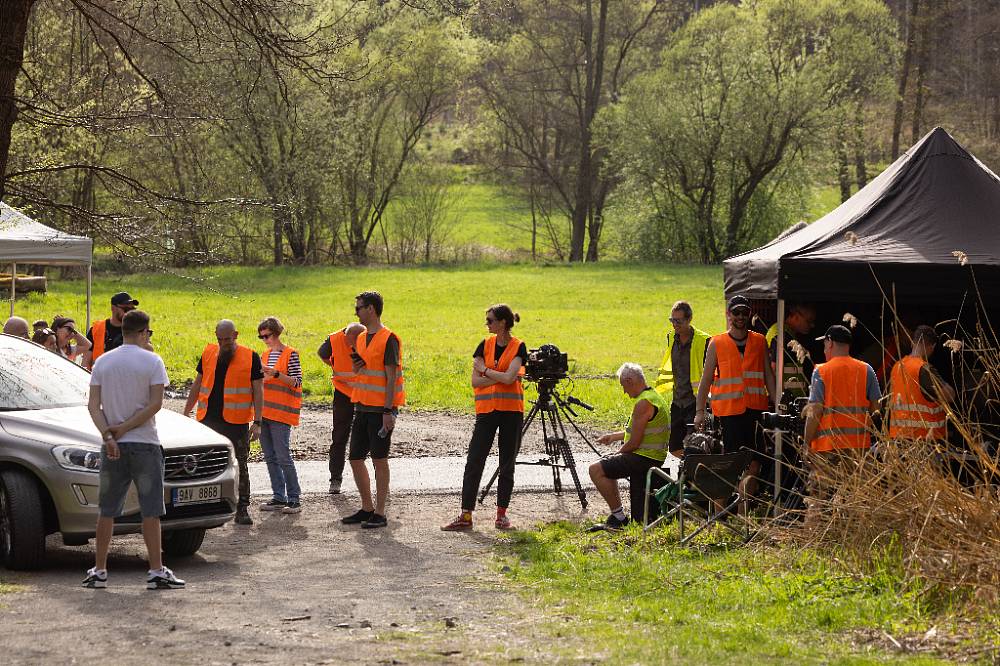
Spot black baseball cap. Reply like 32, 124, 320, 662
817, 324, 852, 344
110, 292, 139, 307
727, 295, 751, 313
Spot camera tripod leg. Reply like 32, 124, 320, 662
551, 402, 588, 510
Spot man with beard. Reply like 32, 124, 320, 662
694, 295, 776, 497
183, 319, 264, 525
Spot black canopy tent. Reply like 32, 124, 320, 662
722, 127, 1000, 508
724, 126, 1000, 304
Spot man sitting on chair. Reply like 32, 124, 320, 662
589, 363, 672, 530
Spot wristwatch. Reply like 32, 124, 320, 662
382, 407, 393, 414
102, 432, 114, 441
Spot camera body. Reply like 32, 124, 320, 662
760, 396, 809, 434
524, 344, 569, 381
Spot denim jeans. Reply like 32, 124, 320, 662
260, 419, 301, 503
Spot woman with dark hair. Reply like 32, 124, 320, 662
257, 316, 303, 514
51, 315, 92, 362
443, 304, 527, 531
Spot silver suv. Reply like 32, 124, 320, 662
0, 333, 237, 569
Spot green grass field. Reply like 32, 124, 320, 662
13, 263, 724, 424
499, 523, 959, 664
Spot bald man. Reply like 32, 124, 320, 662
183, 320, 264, 525
318, 322, 366, 494
3, 316, 30, 339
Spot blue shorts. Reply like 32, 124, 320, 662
98, 442, 166, 519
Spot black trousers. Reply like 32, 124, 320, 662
202, 418, 250, 509
461, 410, 523, 510
329, 389, 354, 482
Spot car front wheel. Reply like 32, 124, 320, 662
0, 469, 46, 570
161, 527, 206, 557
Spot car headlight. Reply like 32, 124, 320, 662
52, 446, 102, 472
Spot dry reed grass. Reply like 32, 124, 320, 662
770, 321, 1000, 604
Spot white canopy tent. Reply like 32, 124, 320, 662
0, 202, 94, 327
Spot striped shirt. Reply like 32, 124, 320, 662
266, 348, 302, 388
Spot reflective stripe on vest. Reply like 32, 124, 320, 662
328, 330, 360, 397
888, 356, 946, 440
710, 331, 768, 416
91, 319, 107, 363
813, 356, 871, 452
352, 327, 406, 408
473, 335, 525, 414
261, 346, 302, 426
627, 388, 672, 462
196, 343, 255, 425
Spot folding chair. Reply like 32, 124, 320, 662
643, 449, 753, 544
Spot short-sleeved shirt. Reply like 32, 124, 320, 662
86, 319, 123, 354
473, 339, 528, 364
90, 344, 170, 445
807, 362, 881, 405
196, 350, 264, 436
356, 331, 402, 414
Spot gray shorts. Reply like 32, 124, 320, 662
99, 442, 166, 519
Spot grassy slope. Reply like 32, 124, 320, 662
499, 523, 951, 665
15, 263, 724, 424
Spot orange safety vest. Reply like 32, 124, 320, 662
352, 327, 406, 408
196, 344, 255, 424
473, 336, 525, 414
709, 331, 769, 416
888, 356, 947, 440
261, 346, 303, 427
812, 356, 872, 452
328, 330, 359, 398
90, 319, 108, 364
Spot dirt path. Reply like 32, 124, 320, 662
163, 399, 603, 463
0, 491, 599, 664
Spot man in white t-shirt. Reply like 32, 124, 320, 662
84, 310, 184, 590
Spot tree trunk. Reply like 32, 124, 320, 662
853, 101, 868, 189
0, 0, 35, 201
891, 0, 920, 159
835, 119, 852, 203
272, 204, 285, 265
911, 12, 930, 143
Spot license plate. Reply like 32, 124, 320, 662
173, 484, 221, 505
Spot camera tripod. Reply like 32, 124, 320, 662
479, 377, 600, 510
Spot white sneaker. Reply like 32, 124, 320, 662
147, 566, 185, 590
82, 567, 107, 589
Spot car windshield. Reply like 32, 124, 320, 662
0, 334, 90, 410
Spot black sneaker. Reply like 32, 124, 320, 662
82, 567, 107, 589
605, 514, 631, 530
260, 499, 286, 512
329, 479, 342, 494
282, 501, 302, 514
147, 566, 186, 590
587, 514, 630, 533
342, 509, 373, 525
234, 509, 254, 525
361, 514, 388, 529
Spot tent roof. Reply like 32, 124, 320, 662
724, 127, 1000, 303
0, 202, 92, 266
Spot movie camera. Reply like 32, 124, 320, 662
523, 344, 569, 382
760, 396, 809, 435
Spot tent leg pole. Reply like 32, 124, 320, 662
9, 262, 15, 318
86, 264, 92, 331
774, 299, 785, 517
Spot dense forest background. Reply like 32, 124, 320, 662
2, 0, 997, 267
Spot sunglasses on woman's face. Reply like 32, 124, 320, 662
486, 317, 497, 325
258, 332, 273, 340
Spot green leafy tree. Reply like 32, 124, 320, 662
603, 0, 898, 263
